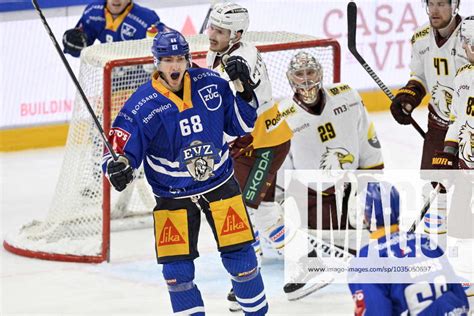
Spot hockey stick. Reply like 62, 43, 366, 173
347, 2, 426, 139
31, 0, 118, 161
199, 1, 218, 34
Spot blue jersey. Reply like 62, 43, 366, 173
76, 1, 166, 46
349, 228, 469, 316
103, 68, 258, 198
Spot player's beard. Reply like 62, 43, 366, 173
429, 15, 452, 30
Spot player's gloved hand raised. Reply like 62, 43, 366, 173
390, 88, 419, 125
107, 155, 134, 192
63, 28, 88, 57
224, 55, 254, 101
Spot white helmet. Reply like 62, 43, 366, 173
209, 2, 249, 41
461, 16, 474, 45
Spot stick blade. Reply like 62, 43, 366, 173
347, 2, 358, 51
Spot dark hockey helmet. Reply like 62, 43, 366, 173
363, 182, 400, 230
151, 30, 191, 68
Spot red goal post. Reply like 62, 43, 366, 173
4, 32, 340, 263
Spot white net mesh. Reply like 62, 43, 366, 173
4, 32, 339, 262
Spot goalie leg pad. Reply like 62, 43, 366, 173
253, 202, 296, 253
162, 260, 205, 315
221, 245, 268, 315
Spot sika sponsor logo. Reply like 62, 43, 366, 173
221, 207, 249, 235
158, 218, 185, 246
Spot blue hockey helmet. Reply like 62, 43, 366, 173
363, 182, 400, 229
151, 30, 190, 67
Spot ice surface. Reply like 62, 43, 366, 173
1, 110, 427, 315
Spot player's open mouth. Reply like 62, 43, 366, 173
170, 72, 180, 80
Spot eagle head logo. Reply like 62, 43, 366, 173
320, 147, 355, 170
431, 81, 454, 118
459, 122, 474, 165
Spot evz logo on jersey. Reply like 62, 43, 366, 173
198, 84, 222, 111
120, 23, 137, 40
179, 140, 220, 181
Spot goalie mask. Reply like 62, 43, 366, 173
286, 51, 323, 105
209, 2, 249, 45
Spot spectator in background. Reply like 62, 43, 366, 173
63, 0, 168, 57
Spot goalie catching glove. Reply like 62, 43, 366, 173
106, 155, 134, 192
63, 28, 88, 57
224, 55, 255, 102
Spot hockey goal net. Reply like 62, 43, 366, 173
3, 32, 340, 263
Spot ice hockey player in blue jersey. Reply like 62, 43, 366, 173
63, 0, 168, 57
102, 30, 268, 315
348, 182, 469, 315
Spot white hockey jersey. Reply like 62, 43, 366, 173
207, 42, 292, 148
445, 63, 474, 169
279, 83, 384, 174
409, 20, 467, 121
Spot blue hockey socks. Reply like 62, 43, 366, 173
162, 260, 205, 315
221, 245, 268, 315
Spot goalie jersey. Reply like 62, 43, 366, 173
75, 1, 166, 45
207, 42, 292, 148
102, 68, 257, 198
445, 63, 474, 169
409, 20, 467, 122
349, 229, 469, 316
279, 83, 383, 175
